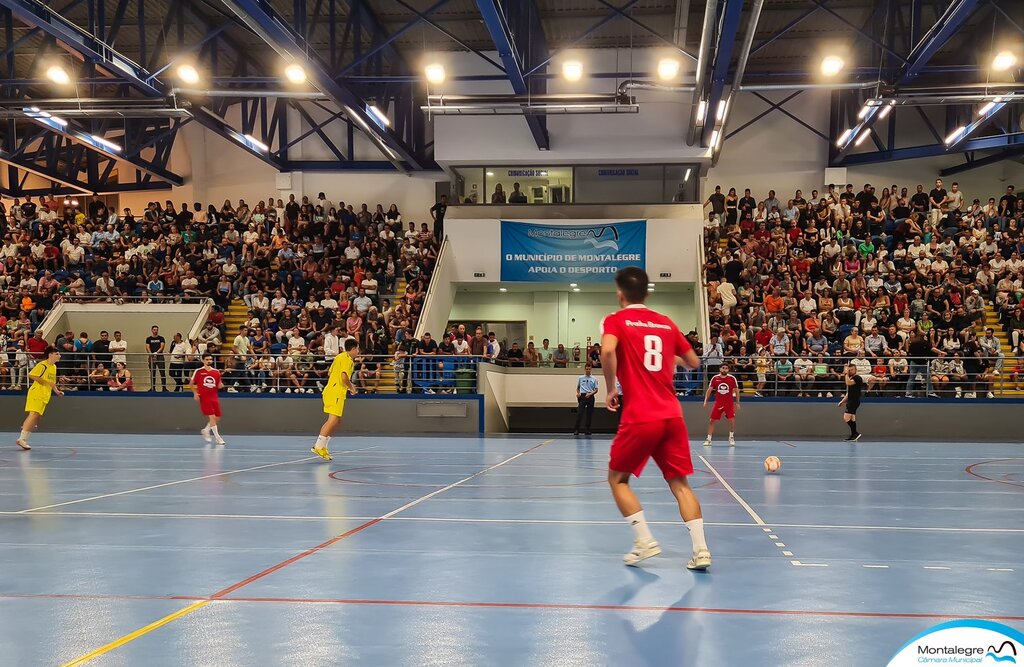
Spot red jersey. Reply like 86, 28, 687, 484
709, 374, 738, 404
192, 367, 221, 399
601, 305, 691, 424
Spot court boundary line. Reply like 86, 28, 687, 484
6, 512, 1023, 533
698, 455, 766, 525
17, 446, 378, 513
60, 438, 555, 666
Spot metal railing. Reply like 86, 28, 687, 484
684, 354, 1014, 399
0, 352, 484, 395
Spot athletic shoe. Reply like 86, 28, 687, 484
728, 435, 736, 447
201, 427, 212, 443
927, 392, 940, 398
826, 392, 833, 398
16, 439, 30, 451
817, 392, 823, 398
226, 387, 238, 393
753, 391, 763, 397
955, 387, 962, 398
316, 381, 325, 391
704, 436, 712, 447
311, 445, 332, 461
686, 549, 712, 571
623, 539, 661, 566
215, 438, 227, 446
966, 392, 977, 398
987, 392, 995, 399
268, 388, 277, 393
851, 433, 862, 442
284, 388, 292, 394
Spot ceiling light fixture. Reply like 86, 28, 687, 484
820, 55, 845, 76
562, 60, 583, 82
284, 63, 307, 84
90, 135, 121, 151
176, 64, 200, 85
425, 63, 445, 84
367, 104, 390, 127
46, 64, 71, 85
944, 126, 967, 145
657, 57, 680, 81
854, 130, 871, 146
992, 50, 1018, 72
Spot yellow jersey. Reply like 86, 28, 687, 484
27, 360, 57, 404
322, 352, 354, 403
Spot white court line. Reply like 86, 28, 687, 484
790, 561, 828, 567
775, 542, 786, 547
988, 568, 1015, 572
923, 566, 952, 570
15, 446, 377, 513
768, 534, 779, 539
699, 455, 766, 525
863, 565, 889, 569
0, 512, 1020, 535
782, 550, 794, 556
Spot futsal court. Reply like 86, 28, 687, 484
1, 431, 1022, 666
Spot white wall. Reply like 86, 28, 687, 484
449, 288, 695, 348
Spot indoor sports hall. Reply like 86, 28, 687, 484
1, 0, 1023, 665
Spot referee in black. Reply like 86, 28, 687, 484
574, 364, 599, 436
837, 362, 864, 441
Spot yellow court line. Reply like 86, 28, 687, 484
61, 600, 209, 667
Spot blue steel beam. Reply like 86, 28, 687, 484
897, 0, 981, 83
939, 146, 1024, 176
217, 0, 422, 171
699, 0, 745, 148
0, 0, 161, 96
476, 0, 548, 150
838, 132, 1024, 166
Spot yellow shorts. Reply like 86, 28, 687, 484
323, 397, 346, 417
25, 397, 48, 415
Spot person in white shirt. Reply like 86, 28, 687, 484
352, 290, 372, 315
323, 326, 342, 360
361, 274, 378, 298
249, 290, 270, 314
343, 240, 361, 262
320, 294, 340, 312
198, 323, 221, 346
270, 290, 287, 314
109, 331, 128, 366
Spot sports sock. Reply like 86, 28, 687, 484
848, 421, 857, 436
19, 429, 30, 442
728, 431, 735, 438
625, 510, 654, 543
211, 425, 221, 439
685, 518, 708, 553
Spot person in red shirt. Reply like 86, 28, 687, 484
703, 363, 739, 447
26, 330, 49, 360
191, 354, 225, 445
601, 267, 710, 572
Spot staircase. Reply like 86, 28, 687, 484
976, 300, 1022, 397
224, 297, 402, 393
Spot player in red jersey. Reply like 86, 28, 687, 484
192, 354, 226, 445
703, 363, 739, 447
601, 267, 710, 571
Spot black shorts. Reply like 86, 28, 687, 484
845, 401, 860, 415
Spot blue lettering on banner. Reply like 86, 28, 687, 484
500, 220, 647, 282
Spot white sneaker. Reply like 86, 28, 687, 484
728, 435, 736, 446
623, 539, 661, 566
955, 386, 962, 398
201, 427, 212, 443
966, 391, 977, 398
284, 388, 292, 394
226, 387, 238, 393
704, 436, 712, 447
687, 549, 712, 571
268, 387, 277, 393
987, 392, 995, 399
316, 381, 324, 390
215, 438, 227, 446
817, 392, 823, 398
826, 392, 833, 398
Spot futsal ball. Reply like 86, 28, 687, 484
764, 456, 781, 473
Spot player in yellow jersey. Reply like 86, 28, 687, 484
311, 338, 359, 461
18, 346, 64, 451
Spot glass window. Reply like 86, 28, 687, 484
451, 167, 484, 204
485, 167, 572, 204
664, 165, 698, 203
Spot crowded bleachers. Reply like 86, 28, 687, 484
0, 192, 450, 393
701, 180, 1024, 398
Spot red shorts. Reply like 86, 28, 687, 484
710, 401, 735, 420
610, 417, 693, 480
199, 396, 221, 417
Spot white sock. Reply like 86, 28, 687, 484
315, 435, 330, 449
685, 518, 708, 553
211, 425, 221, 439
729, 431, 735, 438
19, 429, 30, 442
625, 510, 654, 543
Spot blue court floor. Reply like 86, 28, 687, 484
1, 431, 1022, 666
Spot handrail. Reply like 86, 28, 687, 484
695, 230, 711, 345
414, 235, 450, 340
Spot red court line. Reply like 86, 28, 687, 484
210, 438, 553, 600
6, 592, 1022, 622
965, 459, 1024, 490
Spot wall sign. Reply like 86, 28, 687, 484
500, 220, 647, 282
